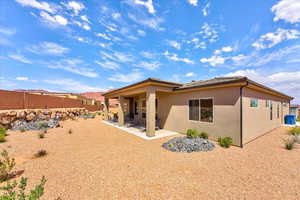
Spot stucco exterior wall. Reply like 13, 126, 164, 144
158, 87, 242, 146
242, 87, 290, 144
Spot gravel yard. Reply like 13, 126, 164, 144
1, 117, 300, 200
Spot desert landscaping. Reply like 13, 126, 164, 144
0, 116, 299, 199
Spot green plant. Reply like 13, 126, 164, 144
168, 143, 174, 148
0, 128, 7, 136
289, 127, 300, 136
186, 129, 199, 138
38, 133, 45, 139
218, 137, 233, 148
0, 150, 16, 182
0, 134, 6, 143
68, 129, 73, 134
34, 150, 47, 158
0, 176, 46, 200
283, 137, 296, 150
20, 128, 26, 133
199, 132, 209, 139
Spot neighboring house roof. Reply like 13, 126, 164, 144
80, 92, 118, 105
14, 89, 49, 93
103, 76, 293, 100
290, 104, 300, 108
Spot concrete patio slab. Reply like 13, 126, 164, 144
102, 120, 179, 140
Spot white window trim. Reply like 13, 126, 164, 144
188, 97, 214, 124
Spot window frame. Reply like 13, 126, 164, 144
250, 98, 258, 108
188, 97, 214, 124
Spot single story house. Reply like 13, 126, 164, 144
290, 104, 300, 119
103, 76, 293, 147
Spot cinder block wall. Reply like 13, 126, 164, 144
0, 90, 101, 111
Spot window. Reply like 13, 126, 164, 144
200, 99, 213, 123
277, 104, 280, 119
250, 99, 258, 107
142, 100, 146, 118
270, 101, 273, 120
266, 100, 270, 108
134, 102, 138, 115
189, 99, 199, 121
188, 98, 213, 123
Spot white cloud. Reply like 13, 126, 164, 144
199, 23, 219, 43
200, 55, 226, 66
223, 69, 300, 103
202, 2, 210, 16
134, 0, 155, 14
15, 76, 38, 82
140, 51, 155, 59
16, 77, 28, 81
167, 40, 181, 50
187, 0, 198, 6
188, 38, 206, 49
66, 1, 85, 15
96, 33, 111, 40
27, 42, 69, 56
137, 29, 146, 36
164, 51, 194, 64
108, 71, 143, 83
95, 60, 120, 70
0, 27, 16, 35
136, 61, 160, 70
271, 0, 300, 24
252, 28, 300, 50
128, 13, 164, 31
8, 54, 32, 64
40, 11, 68, 26
15, 0, 57, 13
44, 79, 105, 92
100, 51, 134, 63
82, 24, 91, 30
185, 72, 196, 77
47, 59, 98, 78
80, 15, 90, 23
222, 46, 233, 52
214, 46, 233, 54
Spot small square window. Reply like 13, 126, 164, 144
250, 99, 258, 107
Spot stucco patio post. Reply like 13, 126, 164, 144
118, 96, 125, 126
104, 97, 109, 120
146, 87, 156, 137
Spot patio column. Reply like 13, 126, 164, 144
118, 96, 125, 126
146, 87, 156, 137
104, 97, 109, 120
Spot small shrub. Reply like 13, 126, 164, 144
0, 176, 46, 200
289, 127, 300, 136
199, 132, 208, 139
68, 129, 73, 134
38, 133, 45, 139
283, 137, 296, 150
0, 150, 16, 182
0, 128, 7, 136
34, 150, 47, 158
0, 134, 6, 143
20, 128, 26, 133
168, 143, 174, 148
186, 129, 199, 138
218, 137, 233, 148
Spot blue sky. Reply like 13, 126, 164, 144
0, 0, 300, 103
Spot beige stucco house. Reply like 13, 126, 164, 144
103, 76, 293, 147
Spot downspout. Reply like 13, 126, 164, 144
240, 81, 248, 148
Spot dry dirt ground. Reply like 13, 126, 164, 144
1, 117, 300, 200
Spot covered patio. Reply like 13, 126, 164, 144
102, 78, 182, 137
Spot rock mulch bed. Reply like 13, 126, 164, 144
162, 137, 215, 153
11, 119, 60, 131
